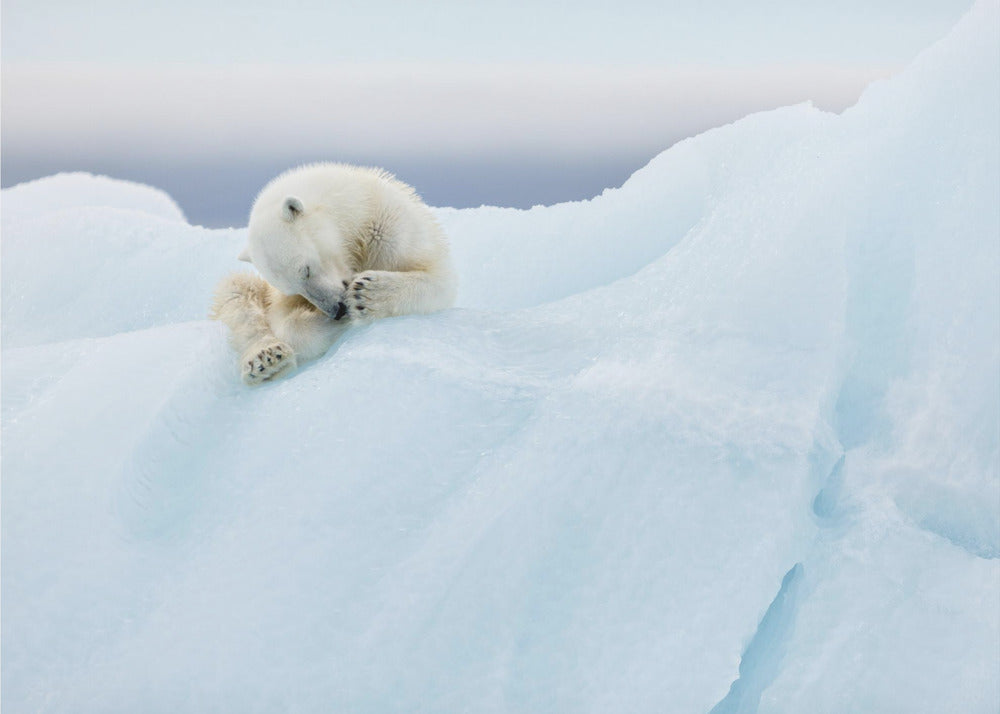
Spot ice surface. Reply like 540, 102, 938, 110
2, 2, 998, 712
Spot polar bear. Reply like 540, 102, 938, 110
211, 163, 457, 384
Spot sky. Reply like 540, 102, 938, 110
1, 0, 974, 226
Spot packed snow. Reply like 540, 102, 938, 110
2, 2, 998, 712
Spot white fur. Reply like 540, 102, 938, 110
212, 163, 457, 384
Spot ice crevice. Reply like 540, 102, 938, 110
710, 564, 805, 714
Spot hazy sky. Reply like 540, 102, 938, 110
2, 0, 973, 64
1, 0, 974, 225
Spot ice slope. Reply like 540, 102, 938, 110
2, 2, 998, 712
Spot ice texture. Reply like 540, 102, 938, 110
2, 2, 998, 712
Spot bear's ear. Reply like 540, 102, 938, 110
238, 247, 252, 263
282, 196, 304, 222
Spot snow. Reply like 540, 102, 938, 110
2, 2, 998, 712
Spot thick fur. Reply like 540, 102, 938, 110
211, 164, 457, 384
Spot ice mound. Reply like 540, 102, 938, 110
2, 172, 187, 225
2, 2, 998, 713
2, 175, 243, 349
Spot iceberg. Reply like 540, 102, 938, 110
2, 2, 997, 712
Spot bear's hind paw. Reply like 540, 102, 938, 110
241, 340, 297, 385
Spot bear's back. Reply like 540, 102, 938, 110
251, 163, 430, 233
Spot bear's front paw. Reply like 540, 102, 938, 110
241, 340, 297, 385
344, 272, 381, 320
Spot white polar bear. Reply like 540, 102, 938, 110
211, 163, 457, 384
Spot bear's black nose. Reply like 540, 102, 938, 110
334, 301, 348, 321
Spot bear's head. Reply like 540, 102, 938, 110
241, 195, 350, 319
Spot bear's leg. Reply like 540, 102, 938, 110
268, 292, 350, 364
211, 273, 298, 384
343, 269, 456, 321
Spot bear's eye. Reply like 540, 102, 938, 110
299, 265, 311, 280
